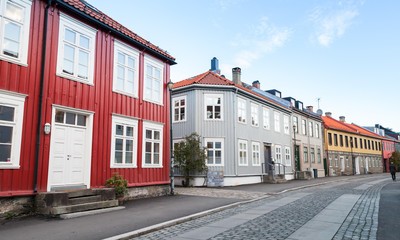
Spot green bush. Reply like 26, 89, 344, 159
105, 173, 128, 196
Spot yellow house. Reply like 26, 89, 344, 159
322, 114, 383, 176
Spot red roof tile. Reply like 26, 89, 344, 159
173, 71, 289, 110
323, 116, 384, 139
60, 0, 175, 62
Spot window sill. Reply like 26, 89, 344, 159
112, 90, 138, 99
0, 56, 28, 67
0, 165, 20, 169
143, 98, 164, 106
142, 165, 163, 168
110, 165, 137, 169
57, 73, 94, 86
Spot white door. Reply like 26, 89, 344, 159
48, 109, 92, 191
340, 156, 345, 172
355, 157, 360, 174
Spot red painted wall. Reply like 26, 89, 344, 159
0, 0, 172, 196
382, 139, 395, 172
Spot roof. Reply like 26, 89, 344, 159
322, 116, 384, 139
58, 0, 175, 63
173, 71, 290, 110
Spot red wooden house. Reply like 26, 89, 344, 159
0, 0, 175, 198
382, 139, 395, 172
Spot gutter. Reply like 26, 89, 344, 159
54, 0, 176, 65
34, 0, 53, 192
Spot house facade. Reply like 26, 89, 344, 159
323, 114, 383, 176
172, 60, 293, 186
283, 98, 325, 178
0, 0, 175, 200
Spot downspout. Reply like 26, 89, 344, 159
234, 88, 238, 177
34, 0, 53, 192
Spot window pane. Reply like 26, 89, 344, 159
125, 152, 132, 164
154, 68, 161, 79
0, 145, 12, 162
145, 142, 152, 152
207, 142, 213, 148
78, 51, 89, 79
79, 35, 89, 49
3, 21, 20, 58
128, 57, 134, 68
153, 153, 159, 164
77, 115, 86, 126
118, 52, 125, 64
207, 151, 213, 164
145, 153, 151, 164
0, 126, 13, 143
117, 66, 124, 90
63, 45, 75, 74
126, 126, 133, 136
154, 131, 160, 140
116, 125, 123, 135
147, 65, 152, 75
55, 111, 64, 123
154, 143, 160, 153
215, 106, 221, 119
0, 105, 15, 121
146, 130, 152, 139
206, 106, 213, 119
127, 70, 134, 93
126, 140, 133, 151
78, 65, 88, 79
114, 151, 122, 163
180, 108, 185, 120
215, 142, 221, 149
65, 112, 75, 124
65, 29, 76, 44
215, 157, 221, 164
174, 109, 179, 121
5, 3, 23, 22
180, 99, 185, 106
115, 138, 123, 151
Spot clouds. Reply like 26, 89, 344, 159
232, 17, 292, 68
309, 1, 361, 46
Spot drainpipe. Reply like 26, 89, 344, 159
33, 0, 53, 192
234, 88, 238, 177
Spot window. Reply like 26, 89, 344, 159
354, 137, 358, 148
379, 142, 381, 151
317, 148, 321, 163
144, 56, 164, 104
375, 141, 378, 151
303, 146, 308, 163
329, 155, 332, 167
372, 140, 375, 150
0, 0, 31, 65
309, 122, 313, 137
334, 134, 338, 146
205, 138, 224, 166
346, 156, 349, 167
339, 135, 343, 147
293, 116, 298, 133
263, 107, 270, 129
205, 94, 223, 120
335, 155, 338, 167
360, 138, 363, 149
368, 157, 371, 167
310, 148, 315, 163
284, 115, 289, 134
54, 110, 87, 126
364, 139, 367, 149
111, 115, 138, 168
113, 40, 139, 97
238, 140, 248, 166
328, 133, 332, 145
345, 136, 349, 147
142, 122, 163, 167
274, 112, 280, 132
0, 91, 25, 169
315, 123, 319, 138
250, 103, 259, 127
368, 140, 371, 150
360, 157, 364, 167
372, 157, 375, 167
350, 137, 353, 148
252, 142, 260, 166
172, 96, 186, 122
285, 147, 291, 166
237, 98, 246, 124
275, 145, 282, 164
56, 13, 97, 84
302, 119, 306, 135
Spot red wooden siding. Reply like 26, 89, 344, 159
1, 0, 172, 195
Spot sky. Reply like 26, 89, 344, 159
89, 0, 400, 132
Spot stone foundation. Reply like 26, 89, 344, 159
124, 184, 170, 200
0, 196, 34, 219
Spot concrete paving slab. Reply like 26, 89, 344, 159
207, 217, 248, 228
287, 221, 342, 240
311, 209, 350, 224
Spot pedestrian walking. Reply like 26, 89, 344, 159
389, 162, 396, 181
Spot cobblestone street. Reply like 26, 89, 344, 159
132, 175, 392, 240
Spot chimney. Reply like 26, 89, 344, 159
325, 112, 332, 117
252, 80, 260, 89
316, 109, 323, 116
306, 106, 313, 112
339, 116, 345, 122
232, 67, 241, 85
210, 57, 221, 75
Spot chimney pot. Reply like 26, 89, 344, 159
232, 67, 241, 85
306, 106, 314, 112
339, 116, 345, 122
325, 112, 332, 117
252, 80, 260, 89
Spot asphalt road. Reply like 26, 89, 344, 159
377, 179, 400, 240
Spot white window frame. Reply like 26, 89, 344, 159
293, 116, 298, 133
237, 97, 246, 124
302, 119, 307, 135
274, 111, 280, 132
250, 102, 259, 127
329, 155, 332, 167
0, 0, 31, 66
275, 145, 282, 164
285, 147, 291, 166
262, 107, 270, 130
56, 13, 97, 85
310, 147, 315, 163
238, 139, 248, 166
317, 148, 321, 163
113, 40, 139, 98
335, 155, 339, 167
142, 121, 163, 168
143, 55, 164, 105
283, 115, 290, 135
304, 146, 308, 163
110, 115, 138, 168
252, 142, 261, 166
205, 138, 224, 166
315, 123, 320, 138
309, 121, 313, 137
172, 95, 186, 123
0, 90, 26, 169
204, 93, 223, 121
